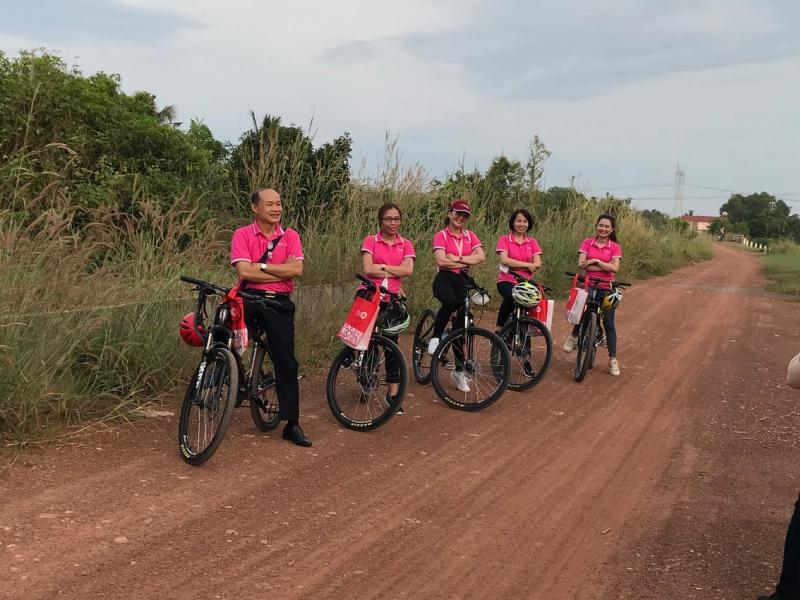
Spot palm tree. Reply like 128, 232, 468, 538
156, 104, 177, 125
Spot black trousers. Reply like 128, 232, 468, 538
432, 271, 467, 338
776, 493, 800, 599
432, 271, 466, 369
243, 296, 300, 421
496, 281, 515, 328
355, 289, 401, 384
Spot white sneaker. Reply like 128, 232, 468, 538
450, 370, 471, 393
427, 338, 440, 355
609, 358, 620, 377
563, 335, 577, 353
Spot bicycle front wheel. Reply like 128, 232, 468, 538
575, 312, 597, 383
326, 335, 408, 431
178, 346, 238, 465
499, 316, 553, 391
249, 344, 281, 432
431, 327, 510, 411
412, 308, 436, 384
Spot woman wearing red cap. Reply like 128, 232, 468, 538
428, 199, 485, 392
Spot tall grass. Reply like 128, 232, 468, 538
0, 138, 712, 443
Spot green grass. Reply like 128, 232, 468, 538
762, 252, 800, 300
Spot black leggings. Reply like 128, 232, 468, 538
571, 306, 617, 357
431, 271, 467, 369
432, 271, 467, 338
496, 281, 515, 328
355, 289, 401, 384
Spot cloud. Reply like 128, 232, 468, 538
2, 0, 200, 46
2, 0, 799, 216
397, 0, 800, 101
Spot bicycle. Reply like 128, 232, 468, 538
326, 275, 408, 430
415, 270, 511, 411
495, 272, 554, 391
178, 275, 281, 465
566, 272, 630, 383
411, 274, 480, 386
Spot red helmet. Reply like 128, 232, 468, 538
179, 313, 206, 347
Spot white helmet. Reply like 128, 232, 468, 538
511, 281, 541, 308
377, 300, 410, 335
602, 287, 623, 311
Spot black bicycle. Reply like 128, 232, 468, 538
414, 270, 510, 411
496, 272, 553, 391
411, 306, 436, 385
326, 275, 408, 430
566, 272, 630, 383
178, 275, 281, 465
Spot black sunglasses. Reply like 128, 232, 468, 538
453, 210, 470, 218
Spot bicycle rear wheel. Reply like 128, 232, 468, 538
412, 308, 436, 384
249, 344, 281, 432
575, 312, 597, 383
178, 346, 238, 465
499, 316, 553, 391
431, 327, 510, 411
326, 335, 408, 430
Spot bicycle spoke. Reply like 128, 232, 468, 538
432, 328, 509, 410
327, 336, 407, 430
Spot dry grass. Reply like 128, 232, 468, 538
0, 140, 712, 443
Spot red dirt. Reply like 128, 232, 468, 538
2, 243, 798, 599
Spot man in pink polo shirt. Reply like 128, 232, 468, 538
230, 188, 311, 447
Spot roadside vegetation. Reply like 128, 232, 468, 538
0, 50, 711, 442
761, 241, 800, 299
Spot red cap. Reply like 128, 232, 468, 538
450, 199, 471, 214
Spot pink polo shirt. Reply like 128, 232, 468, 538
361, 232, 416, 295
432, 228, 482, 273
579, 237, 622, 285
496, 233, 542, 283
230, 222, 304, 294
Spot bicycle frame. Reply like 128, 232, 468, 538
182, 275, 280, 397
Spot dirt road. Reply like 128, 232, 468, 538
2, 243, 799, 599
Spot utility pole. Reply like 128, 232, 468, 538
673, 164, 685, 216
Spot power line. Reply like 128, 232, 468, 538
683, 183, 741, 193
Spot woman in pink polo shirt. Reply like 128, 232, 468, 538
495, 208, 542, 332
563, 213, 623, 376
428, 199, 485, 393
359, 203, 415, 406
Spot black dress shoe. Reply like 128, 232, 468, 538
282, 425, 312, 447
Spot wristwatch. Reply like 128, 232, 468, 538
259, 263, 268, 272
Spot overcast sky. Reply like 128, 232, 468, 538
3, 0, 799, 215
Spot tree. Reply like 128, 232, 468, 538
720, 192, 794, 240
640, 209, 670, 230
228, 113, 352, 225
526, 134, 551, 192
481, 155, 525, 212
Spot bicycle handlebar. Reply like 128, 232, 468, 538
565, 272, 631, 288
510, 271, 553, 293
354, 273, 403, 301
179, 275, 281, 306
